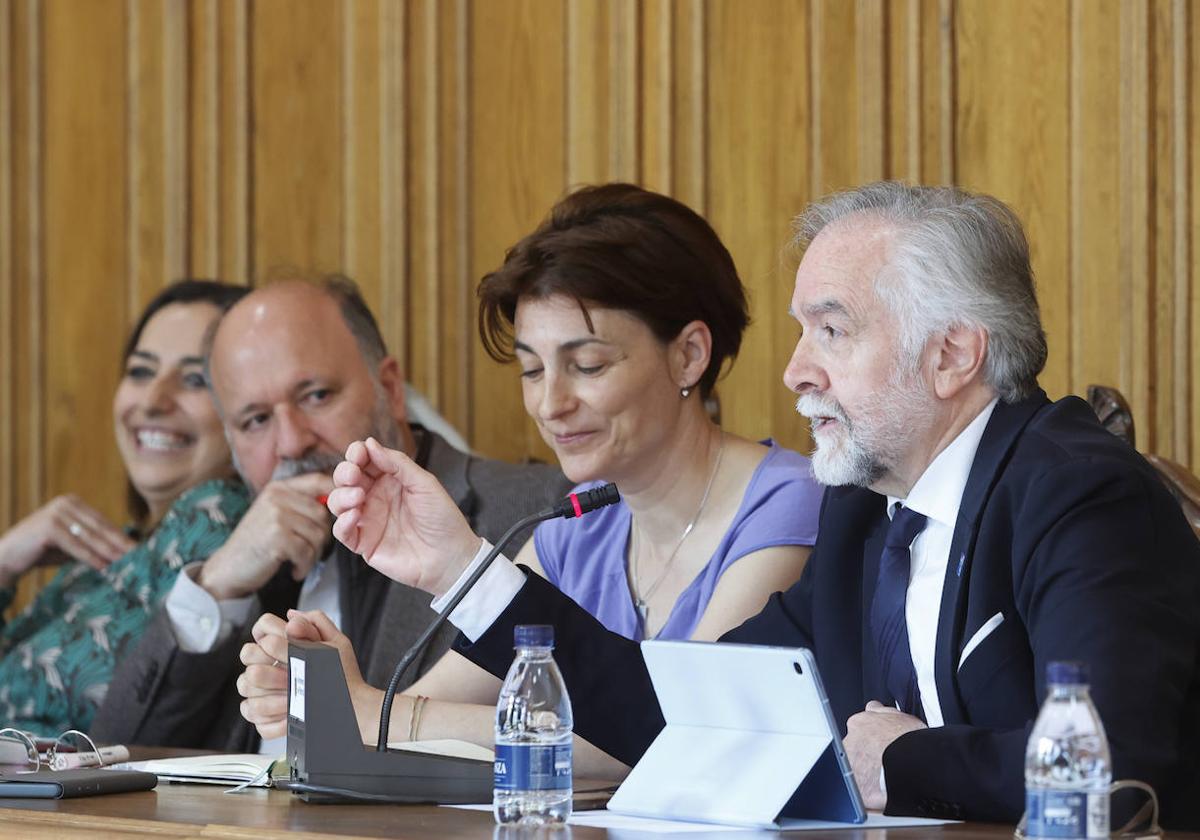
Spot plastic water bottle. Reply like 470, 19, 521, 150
493, 624, 573, 825
1024, 661, 1111, 839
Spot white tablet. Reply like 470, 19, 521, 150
606, 640, 867, 828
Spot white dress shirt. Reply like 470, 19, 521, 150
884, 398, 997, 727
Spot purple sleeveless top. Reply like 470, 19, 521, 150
534, 441, 822, 641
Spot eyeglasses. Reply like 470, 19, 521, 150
0, 727, 110, 772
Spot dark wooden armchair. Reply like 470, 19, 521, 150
1087, 385, 1200, 537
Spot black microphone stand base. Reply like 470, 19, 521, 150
285, 641, 493, 805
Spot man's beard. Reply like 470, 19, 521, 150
795, 360, 936, 488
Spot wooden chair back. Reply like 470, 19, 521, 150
1087, 385, 1200, 538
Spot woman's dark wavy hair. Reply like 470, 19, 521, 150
477, 183, 750, 399
122, 280, 249, 529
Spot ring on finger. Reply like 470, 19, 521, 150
68, 522, 85, 538
271, 659, 282, 669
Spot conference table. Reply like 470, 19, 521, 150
0, 748, 1191, 840
1, 780, 1191, 840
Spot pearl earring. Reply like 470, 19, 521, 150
680, 385, 692, 399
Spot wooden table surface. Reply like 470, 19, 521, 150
0, 781, 1131, 840
0, 748, 1190, 839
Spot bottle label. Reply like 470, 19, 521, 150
1025, 789, 1109, 838
494, 742, 572, 792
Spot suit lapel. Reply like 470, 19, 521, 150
933, 391, 1048, 724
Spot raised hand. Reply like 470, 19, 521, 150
236, 608, 379, 743
0, 495, 136, 588
327, 437, 482, 598
236, 612, 291, 741
197, 472, 333, 600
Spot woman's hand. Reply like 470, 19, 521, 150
0, 495, 135, 588
327, 437, 483, 598
237, 609, 383, 745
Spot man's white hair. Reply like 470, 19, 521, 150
793, 181, 1047, 403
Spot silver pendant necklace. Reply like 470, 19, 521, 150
630, 433, 726, 632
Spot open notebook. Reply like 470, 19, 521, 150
119, 740, 494, 788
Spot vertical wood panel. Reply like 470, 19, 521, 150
1192, 0, 1200, 471
1169, 0, 1190, 464
427, 0, 471, 436
1151, 0, 1176, 458
128, 0, 187, 309
566, 0, 610, 186
955, 0, 1070, 400
341, 0, 381, 330
43, 0, 128, 516
13, 0, 43, 523
856, 0, 885, 182
1121, 0, 1153, 446
378, 0, 405, 371
251, 0, 343, 280
566, 0, 639, 188
189, 0, 220, 277
0, 0, 12, 529
217, 0, 250, 285
707, 0, 810, 455
671, 0, 705, 213
639, 0, 673, 195
162, 0, 187, 287
468, 0, 565, 463
10, 0, 47, 612
408, 0, 441, 400
1069, 0, 1123, 401
610, 0, 638, 182
810, 0, 858, 195
885, 0, 920, 181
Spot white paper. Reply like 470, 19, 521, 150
288, 657, 306, 722
116, 753, 283, 787
384, 739, 493, 762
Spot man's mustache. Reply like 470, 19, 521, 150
271, 452, 344, 481
795, 394, 851, 428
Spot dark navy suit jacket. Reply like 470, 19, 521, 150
457, 392, 1200, 828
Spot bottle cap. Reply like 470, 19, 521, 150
514, 624, 554, 648
1047, 660, 1088, 686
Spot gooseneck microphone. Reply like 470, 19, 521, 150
374, 483, 620, 751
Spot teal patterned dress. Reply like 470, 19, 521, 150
0, 478, 250, 735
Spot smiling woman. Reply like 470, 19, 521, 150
0, 280, 252, 736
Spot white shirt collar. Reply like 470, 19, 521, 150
887, 398, 1000, 527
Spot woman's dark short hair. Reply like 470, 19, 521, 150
477, 183, 750, 398
122, 279, 249, 527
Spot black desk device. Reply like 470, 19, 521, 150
286, 640, 492, 804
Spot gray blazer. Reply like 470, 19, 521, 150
91, 429, 572, 752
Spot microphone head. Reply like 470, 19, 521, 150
560, 483, 621, 518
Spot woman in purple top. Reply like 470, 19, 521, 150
246, 184, 823, 777
536, 443, 820, 641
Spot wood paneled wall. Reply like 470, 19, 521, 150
2, 0, 1197, 610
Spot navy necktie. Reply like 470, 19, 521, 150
870, 504, 928, 718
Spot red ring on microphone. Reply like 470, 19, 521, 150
569, 493, 583, 518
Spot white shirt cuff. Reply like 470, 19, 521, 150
429, 540, 526, 642
164, 563, 257, 653
879, 766, 888, 799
